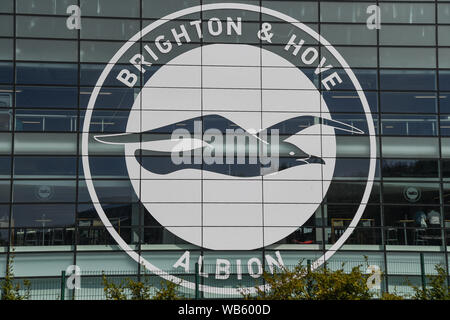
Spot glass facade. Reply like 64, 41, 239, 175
0, 0, 449, 297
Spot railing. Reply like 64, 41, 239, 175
1, 253, 448, 300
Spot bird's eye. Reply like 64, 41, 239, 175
289, 151, 295, 156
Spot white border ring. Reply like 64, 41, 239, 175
82, 3, 377, 295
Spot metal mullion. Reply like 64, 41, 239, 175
318, 0, 327, 258
137, 0, 143, 280
373, 0, 390, 294
435, 0, 450, 287
5, 0, 16, 273
72, 0, 82, 301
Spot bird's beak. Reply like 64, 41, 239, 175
296, 155, 325, 165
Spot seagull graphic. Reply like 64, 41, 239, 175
94, 114, 364, 177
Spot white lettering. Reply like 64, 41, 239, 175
173, 250, 190, 272
226, 17, 242, 35
265, 251, 285, 273
171, 25, 192, 46
66, 5, 81, 30
208, 18, 223, 36
284, 34, 305, 56
301, 47, 319, 65
322, 72, 343, 90
155, 35, 172, 53
116, 69, 138, 88
129, 53, 152, 73
190, 20, 203, 39
216, 259, 231, 280
248, 257, 263, 279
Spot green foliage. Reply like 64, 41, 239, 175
411, 264, 450, 300
380, 291, 405, 300
241, 260, 375, 300
102, 272, 184, 300
1, 253, 31, 300
153, 280, 183, 300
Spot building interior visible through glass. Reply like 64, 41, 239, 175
0, 0, 449, 296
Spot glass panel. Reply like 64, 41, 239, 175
0, 63, 13, 84
380, 3, 435, 23
382, 137, 439, 158
0, 15, 13, 37
16, 16, 76, 39
320, 2, 370, 23
16, 63, 78, 85
438, 26, 450, 46
0, 39, 13, 60
444, 159, 450, 180
12, 204, 76, 228
442, 185, 450, 205
324, 46, 378, 68
0, 133, 11, 154
325, 181, 380, 204
318, 91, 378, 113
79, 86, 138, 110
0, 0, 13, 13
78, 180, 138, 203
381, 115, 437, 136
10, 255, 73, 276
81, 18, 140, 40
13, 180, 76, 203
383, 205, 442, 246
0, 90, 12, 108
80, 41, 139, 63
439, 49, 450, 69
16, 87, 78, 109
442, 138, 450, 158
13, 156, 77, 178
320, 24, 376, 45
326, 204, 381, 227
16, 39, 77, 62
438, 3, 450, 23
441, 116, 450, 136
439, 73, 450, 91
142, 0, 200, 19
80, 0, 140, 17
382, 159, 439, 179
0, 181, 10, 203
333, 69, 377, 91
440, 94, 450, 113
380, 70, 436, 91
14, 133, 77, 155
383, 183, 440, 205
16, 0, 74, 15
380, 92, 437, 114
15, 109, 78, 132
380, 48, 436, 68
380, 25, 435, 46
262, 1, 318, 22
0, 157, 11, 178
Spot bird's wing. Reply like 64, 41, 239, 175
263, 115, 364, 137
93, 115, 204, 145
202, 114, 269, 145
94, 114, 255, 151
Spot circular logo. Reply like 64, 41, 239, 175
35, 185, 53, 201
404, 186, 421, 203
82, 3, 376, 294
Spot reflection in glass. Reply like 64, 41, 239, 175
381, 115, 437, 136
380, 92, 437, 114
16, 63, 78, 85
382, 159, 438, 179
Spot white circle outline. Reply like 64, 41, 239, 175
82, 3, 376, 295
